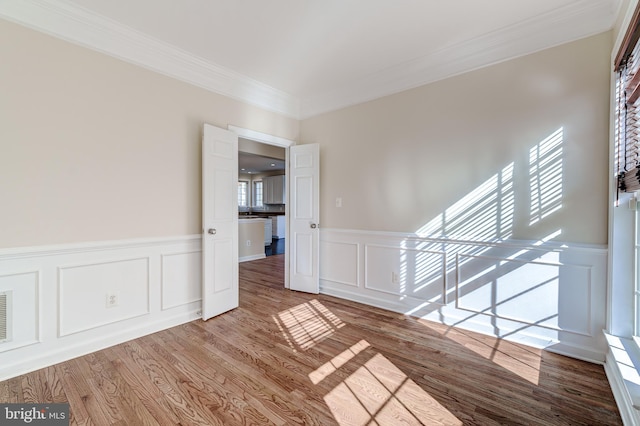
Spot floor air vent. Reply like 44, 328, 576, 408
0, 291, 12, 343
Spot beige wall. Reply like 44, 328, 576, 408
0, 19, 299, 249
1, 17, 612, 249
301, 32, 612, 246
239, 138, 286, 159
238, 220, 266, 258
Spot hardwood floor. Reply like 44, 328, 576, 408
0, 254, 622, 425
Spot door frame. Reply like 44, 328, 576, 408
228, 125, 295, 288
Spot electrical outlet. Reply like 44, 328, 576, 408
246, 240, 251, 246
391, 272, 399, 284
336, 197, 343, 208
106, 292, 119, 308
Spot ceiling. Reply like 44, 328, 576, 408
239, 152, 285, 174
0, 0, 623, 118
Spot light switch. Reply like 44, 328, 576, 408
336, 197, 342, 208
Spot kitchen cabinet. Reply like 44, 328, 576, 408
272, 215, 286, 239
264, 218, 272, 245
263, 175, 285, 204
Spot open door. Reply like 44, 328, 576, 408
202, 124, 238, 320
289, 143, 320, 294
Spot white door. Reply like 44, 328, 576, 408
289, 144, 320, 293
202, 124, 238, 320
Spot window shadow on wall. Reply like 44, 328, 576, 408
398, 128, 572, 341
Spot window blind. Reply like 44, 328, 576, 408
616, 3, 640, 195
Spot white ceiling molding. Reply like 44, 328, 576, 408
229, 125, 295, 148
299, 0, 621, 118
0, 0, 621, 120
0, 0, 300, 118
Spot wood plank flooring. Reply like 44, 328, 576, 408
0, 254, 622, 425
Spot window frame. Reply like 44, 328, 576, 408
253, 180, 263, 207
238, 180, 249, 208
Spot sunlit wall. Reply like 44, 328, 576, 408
301, 32, 611, 246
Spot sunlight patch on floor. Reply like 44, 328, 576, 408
309, 339, 370, 385
318, 342, 461, 425
273, 299, 345, 351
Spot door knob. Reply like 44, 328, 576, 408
310, 223, 317, 229
208, 228, 216, 235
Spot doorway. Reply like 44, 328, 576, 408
238, 145, 286, 257
230, 125, 295, 288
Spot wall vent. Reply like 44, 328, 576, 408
0, 291, 12, 343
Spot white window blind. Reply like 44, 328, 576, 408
616, 4, 640, 195
238, 181, 248, 207
254, 181, 263, 207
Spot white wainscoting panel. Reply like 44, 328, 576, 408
365, 244, 445, 303
59, 257, 150, 336
320, 228, 608, 362
456, 252, 591, 336
0, 271, 39, 353
0, 235, 202, 381
319, 241, 358, 287
161, 251, 202, 310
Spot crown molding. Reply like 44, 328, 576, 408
0, 0, 621, 120
0, 0, 300, 118
299, 0, 622, 118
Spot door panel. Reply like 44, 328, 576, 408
294, 175, 313, 218
289, 144, 320, 294
213, 239, 233, 291
202, 124, 238, 320
295, 233, 313, 276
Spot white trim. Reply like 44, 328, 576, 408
363, 243, 447, 303
228, 125, 296, 148
239, 254, 266, 263
0, 270, 40, 353
604, 332, 640, 425
0, 235, 201, 381
299, 0, 621, 118
321, 227, 609, 253
320, 282, 607, 360
0, 234, 201, 259
161, 250, 202, 311
605, 357, 640, 426
57, 256, 151, 337
0, 0, 299, 118
2, 308, 199, 382
0, 0, 620, 120
455, 252, 594, 337
320, 228, 609, 362
319, 240, 360, 287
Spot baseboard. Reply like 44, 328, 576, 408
0, 235, 204, 380
0, 308, 200, 381
320, 228, 609, 363
321, 281, 604, 363
239, 253, 266, 263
